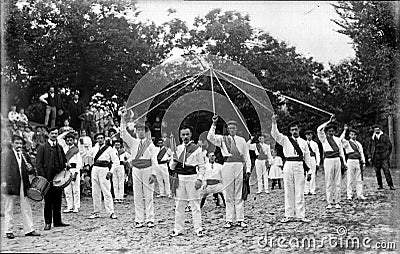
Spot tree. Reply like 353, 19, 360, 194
332, 1, 399, 118
3, 0, 179, 122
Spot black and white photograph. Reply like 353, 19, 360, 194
1, 0, 399, 253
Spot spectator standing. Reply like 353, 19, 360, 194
67, 94, 85, 131
39, 87, 62, 128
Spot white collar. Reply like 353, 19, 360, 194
373, 131, 383, 139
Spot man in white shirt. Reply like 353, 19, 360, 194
112, 139, 129, 203
57, 131, 83, 213
155, 139, 172, 198
254, 135, 273, 194
271, 114, 312, 223
39, 87, 60, 128
200, 152, 225, 208
340, 125, 366, 200
88, 132, 119, 219
207, 116, 251, 228
121, 120, 158, 228
317, 115, 347, 209
304, 130, 321, 195
170, 125, 206, 237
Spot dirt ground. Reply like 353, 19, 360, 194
1, 167, 399, 253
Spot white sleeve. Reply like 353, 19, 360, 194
207, 125, 223, 147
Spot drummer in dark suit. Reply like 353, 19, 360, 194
1, 135, 41, 239
36, 127, 69, 230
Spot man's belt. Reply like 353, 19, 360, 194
175, 162, 197, 175
324, 151, 340, 158
158, 161, 168, 164
93, 160, 111, 168
224, 155, 243, 163
347, 152, 361, 160
206, 179, 221, 185
285, 157, 303, 161
257, 155, 267, 160
131, 159, 151, 169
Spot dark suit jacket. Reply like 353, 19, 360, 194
1, 149, 33, 196
36, 142, 67, 182
368, 133, 392, 163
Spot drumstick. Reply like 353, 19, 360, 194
21, 152, 37, 176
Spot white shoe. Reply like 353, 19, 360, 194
73, 209, 79, 213
357, 195, 366, 200
347, 197, 352, 200
89, 213, 100, 219
335, 204, 341, 209
63, 209, 73, 213
265, 190, 269, 194
326, 204, 333, 209
256, 191, 262, 194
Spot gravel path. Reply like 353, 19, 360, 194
1, 167, 399, 253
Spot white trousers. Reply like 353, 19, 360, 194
222, 162, 244, 222
174, 174, 202, 234
3, 181, 34, 234
255, 159, 268, 192
324, 158, 341, 204
304, 157, 317, 194
132, 166, 154, 223
200, 183, 224, 197
92, 166, 114, 215
113, 165, 125, 200
156, 163, 171, 196
283, 161, 306, 219
64, 174, 81, 210
346, 159, 363, 198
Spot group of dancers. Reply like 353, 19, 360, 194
2, 111, 395, 238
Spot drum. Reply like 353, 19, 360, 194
27, 176, 50, 201
53, 170, 72, 188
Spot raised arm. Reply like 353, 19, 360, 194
39, 93, 48, 104
270, 114, 285, 145
317, 115, 335, 143
207, 115, 223, 147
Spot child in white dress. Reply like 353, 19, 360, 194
268, 149, 283, 190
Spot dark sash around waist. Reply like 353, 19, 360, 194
224, 155, 243, 163
120, 161, 125, 166
159, 161, 168, 164
175, 162, 197, 175
324, 151, 340, 158
347, 152, 361, 160
206, 179, 221, 185
93, 160, 111, 168
285, 157, 303, 162
131, 159, 151, 169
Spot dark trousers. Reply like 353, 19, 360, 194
374, 159, 393, 187
44, 185, 63, 225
